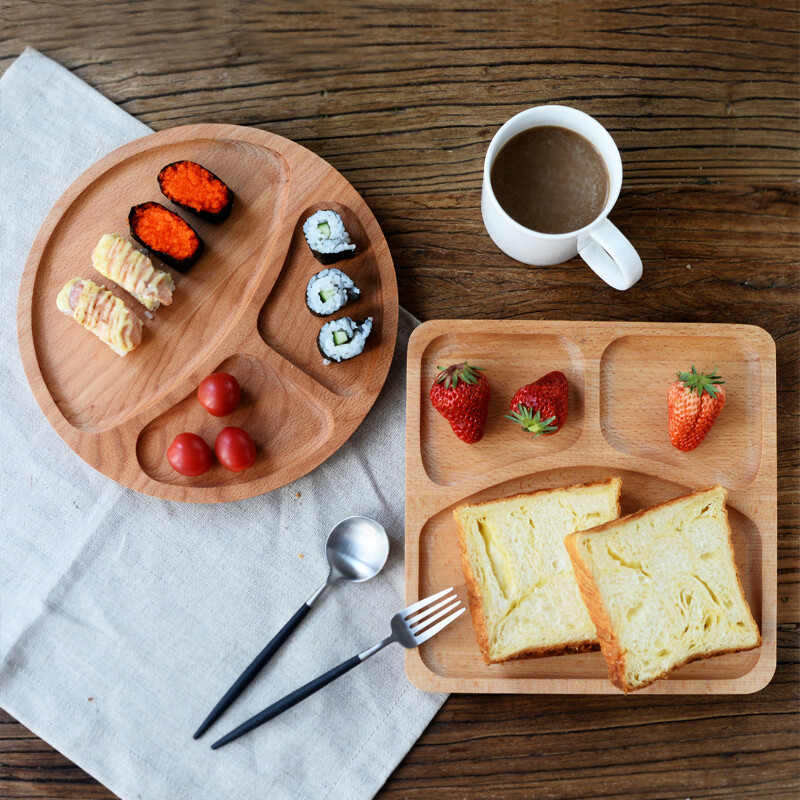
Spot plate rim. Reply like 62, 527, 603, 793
404, 318, 776, 694
17, 123, 399, 502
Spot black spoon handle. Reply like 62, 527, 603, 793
210, 654, 363, 749
193, 602, 312, 739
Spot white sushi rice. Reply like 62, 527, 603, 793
318, 316, 373, 362
303, 210, 356, 255
306, 268, 360, 315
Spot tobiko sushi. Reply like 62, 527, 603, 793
317, 316, 373, 362
303, 210, 356, 264
128, 202, 203, 272
305, 268, 360, 316
158, 160, 234, 223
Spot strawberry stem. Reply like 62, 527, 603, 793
434, 362, 484, 390
677, 366, 725, 398
505, 406, 558, 438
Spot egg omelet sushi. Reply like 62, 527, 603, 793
92, 233, 174, 311
56, 278, 143, 356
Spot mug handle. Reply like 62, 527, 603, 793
578, 219, 642, 290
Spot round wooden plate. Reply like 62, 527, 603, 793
17, 124, 398, 502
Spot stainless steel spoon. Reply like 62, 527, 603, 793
193, 516, 389, 739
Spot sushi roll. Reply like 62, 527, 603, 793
306, 268, 360, 316
158, 160, 234, 223
303, 210, 356, 264
92, 233, 175, 311
317, 316, 373, 363
128, 202, 203, 272
56, 278, 143, 356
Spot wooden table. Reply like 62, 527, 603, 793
1, 1, 798, 797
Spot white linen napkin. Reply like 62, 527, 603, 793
0, 48, 444, 800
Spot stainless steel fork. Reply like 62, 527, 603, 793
210, 587, 465, 749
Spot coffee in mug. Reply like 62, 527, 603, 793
481, 105, 642, 290
490, 126, 609, 235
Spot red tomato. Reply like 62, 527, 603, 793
215, 427, 257, 472
167, 433, 213, 476
198, 373, 241, 417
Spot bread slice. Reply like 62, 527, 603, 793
454, 477, 622, 664
565, 485, 761, 693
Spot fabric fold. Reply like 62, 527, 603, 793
0, 48, 444, 800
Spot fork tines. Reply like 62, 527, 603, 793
406, 588, 465, 643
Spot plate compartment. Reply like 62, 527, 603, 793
17, 124, 398, 502
405, 320, 776, 694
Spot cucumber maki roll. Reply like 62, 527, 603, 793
306, 268, 360, 316
318, 317, 373, 362
303, 210, 356, 264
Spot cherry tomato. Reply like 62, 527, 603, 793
198, 373, 241, 417
167, 433, 213, 476
215, 426, 257, 472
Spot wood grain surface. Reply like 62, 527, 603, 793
404, 321, 776, 695
1, 0, 798, 798
17, 123, 397, 502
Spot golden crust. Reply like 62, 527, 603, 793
612, 641, 762, 694
454, 510, 494, 664
492, 639, 600, 664
564, 528, 630, 688
454, 477, 621, 665
564, 485, 762, 693
456, 476, 622, 517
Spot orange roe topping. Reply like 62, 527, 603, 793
131, 204, 198, 260
160, 161, 229, 213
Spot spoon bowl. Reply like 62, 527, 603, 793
326, 516, 390, 583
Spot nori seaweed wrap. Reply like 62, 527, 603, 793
317, 317, 373, 362
305, 268, 360, 316
158, 160, 234, 223
303, 210, 356, 264
128, 202, 204, 272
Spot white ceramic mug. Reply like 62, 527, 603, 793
481, 105, 642, 290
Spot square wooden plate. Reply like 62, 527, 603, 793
405, 320, 776, 694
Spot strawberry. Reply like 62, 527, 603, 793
506, 370, 569, 438
430, 362, 490, 443
667, 366, 726, 451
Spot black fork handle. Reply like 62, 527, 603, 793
193, 602, 312, 739
210, 654, 363, 749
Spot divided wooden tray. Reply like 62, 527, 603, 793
405, 320, 776, 694
17, 124, 398, 502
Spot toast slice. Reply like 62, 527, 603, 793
454, 477, 622, 664
565, 485, 761, 693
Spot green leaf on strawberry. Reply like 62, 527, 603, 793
506, 370, 569, 439
430, 362, 490, 444
434, 362, 484, 390
676, 365, 725, 398
505, 406, 559, 438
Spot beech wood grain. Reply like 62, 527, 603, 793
1, 0, 797, 797
16, 124, 398, 502
405, 320, 776, 694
